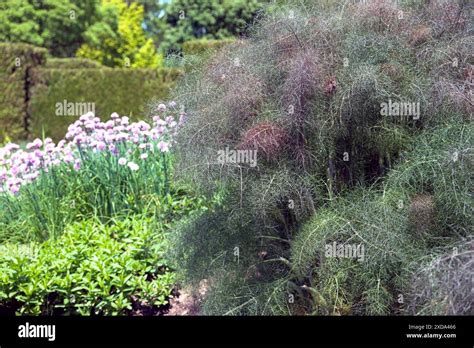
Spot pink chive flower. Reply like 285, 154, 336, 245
79, 112, 93, 122
64, 154, 74, 164
108, 143, 117, 152
158, 141, 170, 153
5, 143, 20, 152
96, 142, 106, 151
105, 120, 115, 129
156, 126, 165, 135
0, 169, 7, 182
45, 144, 55, 153
155, 117, 166, 125
121, 116, 129, 126
34, 149, 43, 158
10, 185, 20, 195
136, 121, 151, 131
24, 172, 40, 181
85, 122, 95, 130
26, 138, 42, 150
74, 134, 85, 145
118, 158, 127, 166
73, 159, 81, 171
127, 162, 139, 171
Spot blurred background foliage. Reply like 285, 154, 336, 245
0, 0, 269, 67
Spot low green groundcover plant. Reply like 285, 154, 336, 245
0, 216, 174, 315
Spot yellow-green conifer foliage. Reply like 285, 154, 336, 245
77, 0, 162, 68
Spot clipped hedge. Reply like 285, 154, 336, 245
44, 58, 108, 69
0, 43, 47, 142
28, 67, 183, 140
182, 39, 235, 56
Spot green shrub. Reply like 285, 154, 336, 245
160, 0, 261, 55
291, 122, 473, 315
386, 122, 473, 237
291, 188, 421, 315
170, 0, 472, 315
0, 43, 47, 142
76, 0, 163, 69
0, 216, 175, 315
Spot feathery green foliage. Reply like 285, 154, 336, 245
169, 0, 473, 315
